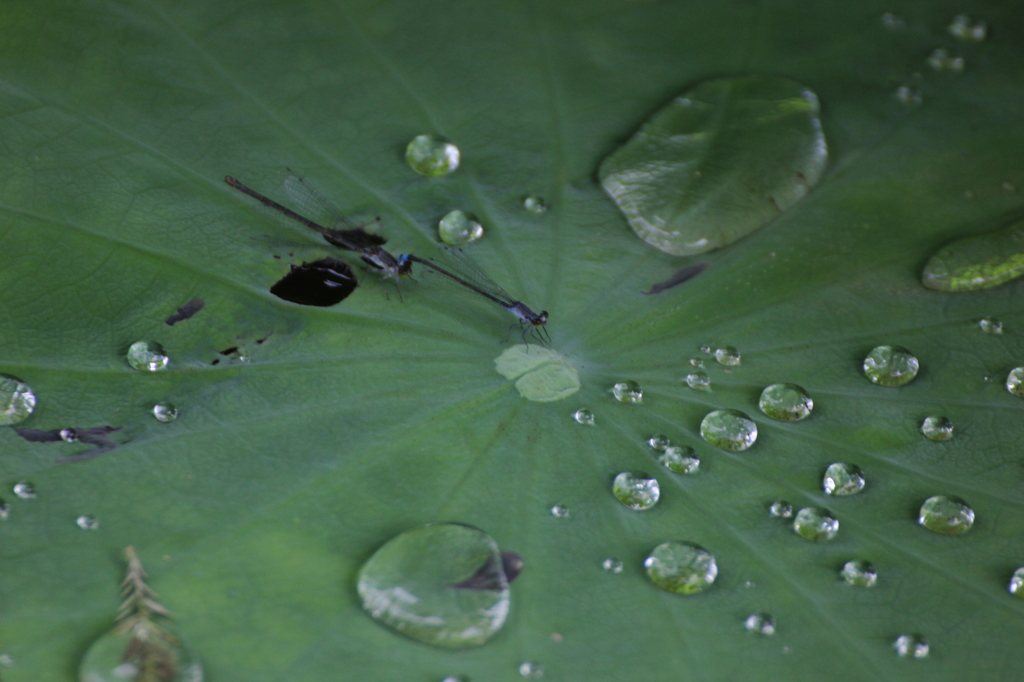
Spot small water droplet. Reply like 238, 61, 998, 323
927, 48, 964, 73
1006, 367, 1024, 398
0, 654, 12, 667
126, 341, 169, 372
840, 560, 877, 587
573, 408, 595, 425
601, 558, 624, 574
153, 402, 179, 423
744, 613, 776, 636
523, 196, 548, 214
612, 472, 660, 510
442, 676, 467, 682
793, 507, 839, 541
76, 515, 99, 531
550, 505, 570, 519
685, 371, 711, 391
0, 500, 9, 520
0, 374, 36, 426
918, 495, 974, 534
13, 482, 35, 500
979, 317, 1003, 334
1002, 181, 1016, 192
60, 428, 78, 442
405, 134, 460, 176
769, 500, 793, 518
612, 380, 643, 404
863, 345, 919, 386
700, 409, 757, 451
658, 446, 700, 474
758, 383, 813, 421
699, 344, 712, 354
895, 85, 923, 106
644, 541, 717, 594
647, 434, 671, 451
894, 634, 929, 658
1008, 567, 1024, 596
714, 346, 741, 366
438, 210, 484, 246
920, 415, 953, 441
880, 12, 906, 29
689, 357, 704, 368
518, 661, 543, 679
948, 14, 986, 42
823, 463, 865, 496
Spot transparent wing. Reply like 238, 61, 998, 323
433, 247, 517, 304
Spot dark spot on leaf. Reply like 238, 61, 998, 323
16, 426, 124, 462
270, 257, 358, 306
220, 346, 239, 356
164, 298, 204, 326
642, 263, 708, 294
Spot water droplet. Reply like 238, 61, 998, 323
126, 341, 169, 372
518, 661, 543, 679
601, 558, 624, 574
895, 85, 923, 106
685, 371, 711, 391
0, 500, 9, 520
599, 76, 827, 256
700, 409, 757, 451
573, 408, 595, 425
927, 48, 964, 72
1003, 181, 1016, 192
948, 14, 986, 42
442, 676, 467, 682
405, 134, 460, 177
880, 12, 906, 29
862, 345, 919, 386
1008, 567, 1024, 596
1006, 367, 1024, 398
647, 434, 671, 451
689, 357, 704, 368
920, 416, 953, 441
494, 346, 580, 403
612, 472, 660, 510
0, 654, 12, 667
0, 374, 36, 426
438, 210, 484, 246
744, 613, 776, 636
153, 402, 179, 423
793, 507, 839, 541
823, 463, 865, 496
840, 560, 877, 587
76, 515, 99, 531
612, 380, 643, 404
357, 523, 513, 647
758, 383, 813, 421
918, 495, 974, 534
523, 196, 548, 214
550, 504, 570, 518
893, 634, 929, 658
644, 541, 718, 594
79, 626, 202, 682
769, 500, 793, 518
979, 317, 1003, 334
657, 446, 700, 474
13, 482, 35, 500
923, 217, 1024, 291
699, 344, 712, 354
60, 428, 78, 443
714, 346, 741, 366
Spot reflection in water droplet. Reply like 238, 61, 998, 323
1006, 368, 1024, 398
126, 341, 169, 372
0, 374, 36, 426
689, 357, 704, 368
918, 495, 974, 534
1008, 568, 1024, 596
153, 402, 179, 423
523, 196, 548, 214
894, 634, 929, 658
644, 541, 717, 594
700, 409, 757, 451
438, 210, 484, 246
769, 500, 793, 518
744, 613, 776, 636
863, 345, 919, 386
612, 381, 643, 404
758, 383, 813, 421
77, 515, 99, 531
979, 317, 1003, 334
405, 135, 460, 176
658, 446, 700, 474
927, 48, 964, 72
60, 428, 78, 443
573, 408, 595, 426
793, 508, 838, 541
550, 505, 570, 519
948, 14, 986, 42
13, 482, 35, 500
714, 346, 741, 366
357, 523, 513, 648
880, 12, 906, 29
612, 472, 660, 510
823, 463, 865, 496
840, 560, 877, 587
920, 416, 953, 441
895, 85, 923, 106
602, 558, 624, 574
647, 434, 671, 451
518, 661, 543, 679
686, 371, 711, 391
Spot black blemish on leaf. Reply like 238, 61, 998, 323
220, 346, 239, 356
165, 298, 205, 326
270, 257, 358, 307
15, 426, 124, 462
642, 262, 708, 295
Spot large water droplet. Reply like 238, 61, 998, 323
948, 14, 986, 42
644, 541, 717, 594
126, 341, 169, 372
357, 523, 513, 648
744, 613, 776, 636
893, 634, 929, 658
862, 345, 919, 386
1008, 567, 1024, 596
658, 446, 700, 474
549, 505, 570, 519
758, 383, 813, 421
920, 416, 953, 441
921, 218, 1024, 291
599, 76, 827, 256
13, 482, 35, 500
700, 409, 757, 451
405, 135, 460, 176
438, 210, 484, 246
647, 434, 671, 451
78, 626, 203, 682
573, 408, 595, 426
840, 560, 877, 587
926, 48, 964, 72
1006, 367, 1024, 398
76, 515, 99, 531
714, 346, 741, 366
822, 463, 865, 496
495, 346, 579, 402
769, 500, 793, 518
793, 507, 838, 541
918, 495, 974, 534
612, 472, 661, 510
153, 402, 179, 423
518, 661, 544, 679
601, 558, 624, 574
0, 374, 36, 426
611, 380, 643, 404
523, 196, 548, 214
685, 371, 711, 391
979, 317, 1003, 334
